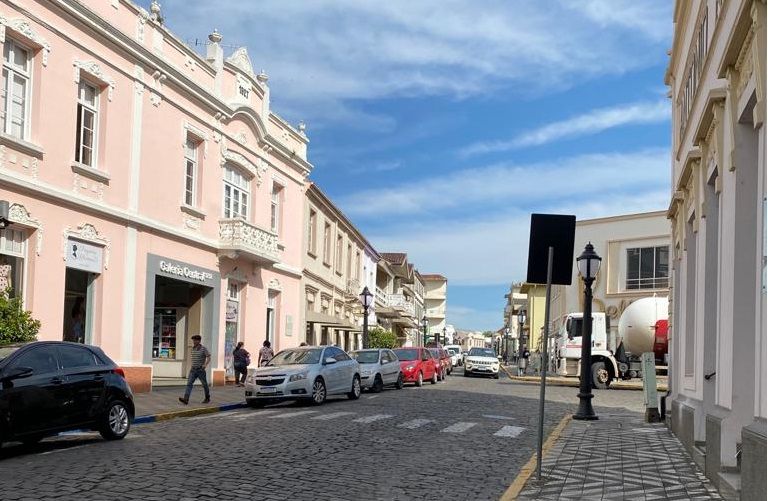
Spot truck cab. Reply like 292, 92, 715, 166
555, 312, 619, 388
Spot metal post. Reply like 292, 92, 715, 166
536, 246, 554, 480
573, 273, 597, 421
362, 305, 369, 349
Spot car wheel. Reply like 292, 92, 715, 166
494, 373, 500, 379
395, 372, 404, 390
431, 371, 438, 384
464, 370, 470, 377
99, 400, 131, 441
591, 361, 610, 390
372, 375, 384, 393
416, 371, 423, 387
311, 378, 327, 405
348, 375, 362, 400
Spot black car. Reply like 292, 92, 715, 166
0, 341, 134, 447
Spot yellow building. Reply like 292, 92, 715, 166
519, 283, 547, 353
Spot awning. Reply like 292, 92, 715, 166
306, 311, 356, 330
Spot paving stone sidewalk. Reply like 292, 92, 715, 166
133, 384, 246, 418
518, 411, 722, 500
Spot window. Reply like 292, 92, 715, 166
270, 184, 283, 233
0, 228, 25, 298
12, 346, 58, 374
1, 40, 31, 139
335, 235, 343, 273
346, 243, 352, 279
308, 210, 317, 254
626, 246, 669, 289
223, 166, 250, 219
184, 138, 199, 206
355, 252, 361, 280
323, 223, 332, 265
58, 345, 98, 369
74, 81, 99, 167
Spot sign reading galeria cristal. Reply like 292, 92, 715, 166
159, 260, 214, 283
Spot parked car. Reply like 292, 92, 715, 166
441, 349, 453, 375
428, 348, 450, 379
245, 346, 361, 406
0, 341, 134, 448
351, 349, 404, 392
463, 347, 501, 378
392, 348, 438, 386
444, 345, 462, 366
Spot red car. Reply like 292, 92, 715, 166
393, 348, 438, 386
428, 348, 451, 380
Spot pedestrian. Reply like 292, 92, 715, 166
232, 341, 250, 387
518, 346, 530, 376
299, 341, 308, 347
179, 334, 211, 405
259, 340, 274, 367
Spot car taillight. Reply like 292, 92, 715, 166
113, 368, 126, 378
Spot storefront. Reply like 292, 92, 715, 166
144, 254, 220, 382
62, 238, 103, 344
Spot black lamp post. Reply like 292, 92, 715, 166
421, 315, 428, 346
442, 326, 447, 346
504, 327, 510, 364
517, 309, 527, 359
573, 242, 601, 421
359, 287, 373, 349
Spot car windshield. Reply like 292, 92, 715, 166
393, 349, 418, 361
266, 349, 322, 366
447, 348, 459, 355
428, 348, 440, 357
469, 348, 496, 358
0, 344, 23, 362
352, 351, 379, 364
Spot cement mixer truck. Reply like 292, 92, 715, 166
553, 297, 669, 389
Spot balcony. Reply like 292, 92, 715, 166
218, 218, 279, 264
387, 293, 415, 317
426, 307, 446, 318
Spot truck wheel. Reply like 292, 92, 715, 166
591, 362, 610, 389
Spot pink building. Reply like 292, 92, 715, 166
0, 1, 311, 391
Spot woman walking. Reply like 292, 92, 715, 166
259, 340, 274, 367
232, 342, 250, 386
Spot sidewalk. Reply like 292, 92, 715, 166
133, 384, 247, 423
501, 365, 668, 391
509, 411, 722, 500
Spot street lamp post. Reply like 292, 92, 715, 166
573, 242, 601, 421
442, 326, 447, 346
359, 287, 373, 349
518, 309, 527, 371
504, 327, 510, 364
421, 315, 428, 347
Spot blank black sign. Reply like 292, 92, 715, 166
526, 214, 576, 285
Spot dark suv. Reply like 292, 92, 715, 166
0, 341, 134, 447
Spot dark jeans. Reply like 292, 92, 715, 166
184, 367, 210, 400
234, 363, 247, 384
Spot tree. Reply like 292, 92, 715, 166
0, 290, 41, 345
368, 327, 397, 349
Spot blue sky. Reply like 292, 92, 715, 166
148, 0, 673, 331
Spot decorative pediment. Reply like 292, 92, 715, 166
74, 60, 116, 100
227, 47, 254, 76
62, 223, 110, 269
268, 278, 282, 291
0, 15, 51, 66
8, 203, 42, 255
220, 144, 268, 186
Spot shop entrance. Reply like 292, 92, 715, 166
63, 267, 96, 343
152, 276, 205, 379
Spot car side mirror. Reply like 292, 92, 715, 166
2, 366, 33, 381
324, 357, 337, 365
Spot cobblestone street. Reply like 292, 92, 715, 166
0, 371, 586, 501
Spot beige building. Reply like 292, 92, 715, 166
665, 0, 766, 498
375, 253, 421, 345
301, 183, 378, 351
422, 274, 448, 341
502, 283, 527, 355
550, 211, 671, 352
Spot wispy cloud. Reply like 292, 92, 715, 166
339, 148, 669, 218
348, 160, 404, 175
155, 0, 671, 127
459, 100, 669, 156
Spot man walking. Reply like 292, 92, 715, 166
179, 334, 211, 405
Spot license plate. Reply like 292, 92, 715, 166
259, 387, 277, 394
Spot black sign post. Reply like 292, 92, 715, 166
526, 214, 576, 480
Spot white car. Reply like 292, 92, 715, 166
463, 347, 500, 379
351, 349, 404, 392
444, 345, 462, 366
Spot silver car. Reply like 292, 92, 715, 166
351, 349, 404, 392
245, 346, 361, 406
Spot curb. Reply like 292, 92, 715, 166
133, 402, 247, 424
500, 366, 668, 392
500, 413, 572, 500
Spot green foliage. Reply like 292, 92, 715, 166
0, 290, 41, 346
367, 327, 397, 349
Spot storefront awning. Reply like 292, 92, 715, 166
306, 310, 356, 330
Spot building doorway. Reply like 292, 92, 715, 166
63, 267, 96, 343
152, 275, 204, 378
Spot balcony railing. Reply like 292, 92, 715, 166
387, 293, 415, 316
218, 218, 279, 263
375, 286, 388, 303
